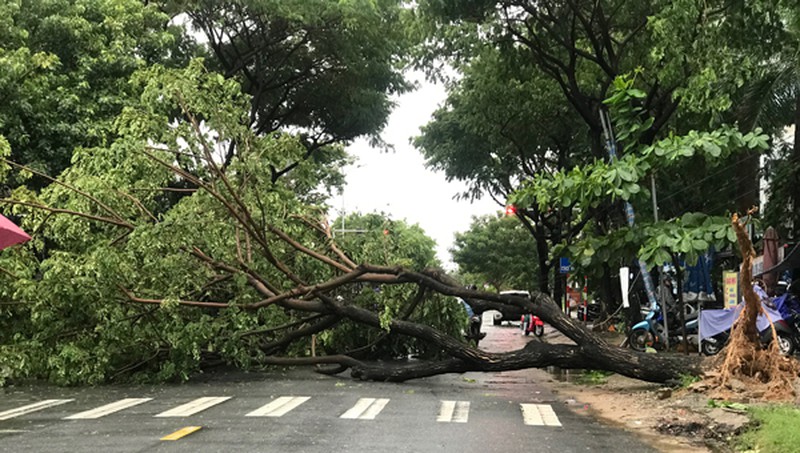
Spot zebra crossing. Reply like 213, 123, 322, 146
0, 395, 563, 427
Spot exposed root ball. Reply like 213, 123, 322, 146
707, 211, 800, 401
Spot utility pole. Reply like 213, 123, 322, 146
600, 110, 660, 315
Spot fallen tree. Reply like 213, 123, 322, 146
0, 62, 710, 386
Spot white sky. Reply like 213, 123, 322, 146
329, 73, 500, 269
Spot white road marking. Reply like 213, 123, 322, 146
437, 400, 470, 423
520, 403, 562, 427
246, 396, 310, 417
340, 398, 390, 420
64, 398, 153, 420
154, 396, 231, 417
0, 399, 74, 421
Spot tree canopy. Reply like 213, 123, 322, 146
451, 213, 540, 291
183, 0, 412, 171
0, 0, 194, 188
414, 0, 788, 304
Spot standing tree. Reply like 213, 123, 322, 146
181, 0, 411, 172
414, 48, 592, 302
412, 0, 785, 307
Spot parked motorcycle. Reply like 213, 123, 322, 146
700, 320, 795, 356
521, 314, 544, 337
576, 301, 605, 322
628, 304, 699, 351
701, 284, 800, 356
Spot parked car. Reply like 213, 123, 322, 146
493, 290, 531, 326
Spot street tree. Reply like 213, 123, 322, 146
414, 47, 592, 301
179, 0, 411, 174
451, 213, 540, 291
412, 1, 785, 309
738, 5, 800, 241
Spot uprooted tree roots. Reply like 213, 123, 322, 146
707, 210, 799, 401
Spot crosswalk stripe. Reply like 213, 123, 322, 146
437, 400, 470, 423
65, 398, 153, 420
245, 396, 310, 417
0, 399, 74, 421
154, 397, 231, 417
520, 403, 562, 427
340, 398, 389, 420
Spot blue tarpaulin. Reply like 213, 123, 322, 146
699, 302, 783, 340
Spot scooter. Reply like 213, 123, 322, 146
465, 314, 486, 346
521, 314, 544, 337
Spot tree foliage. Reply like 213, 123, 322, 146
413, 46, 587, 294
415, 1, 785, 302
3, 0, 797, 391
0, 0, 194, 188
0, 56, 705, 387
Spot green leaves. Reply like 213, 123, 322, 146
643, 126, 769, 163
514, 153, 650, 211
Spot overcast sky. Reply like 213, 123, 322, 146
328, 73, 500, 269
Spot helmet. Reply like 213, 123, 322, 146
775, 281, 788, 296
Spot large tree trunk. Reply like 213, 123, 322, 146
248, 267, 707, 384
262, 287, 705, 384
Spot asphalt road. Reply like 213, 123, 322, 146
0, 314, 658, 453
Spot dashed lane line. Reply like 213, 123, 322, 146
245, 396, 310, 417
340, 398, 390, 420
0, 400, 74, 421
154, 397, 231, 418
65, 398, 153, 420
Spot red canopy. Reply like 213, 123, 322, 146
0, 214, 31, 250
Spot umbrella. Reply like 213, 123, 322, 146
0, 214, 31, 250
762, 227, 780, 293
756, 243, 800, 278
